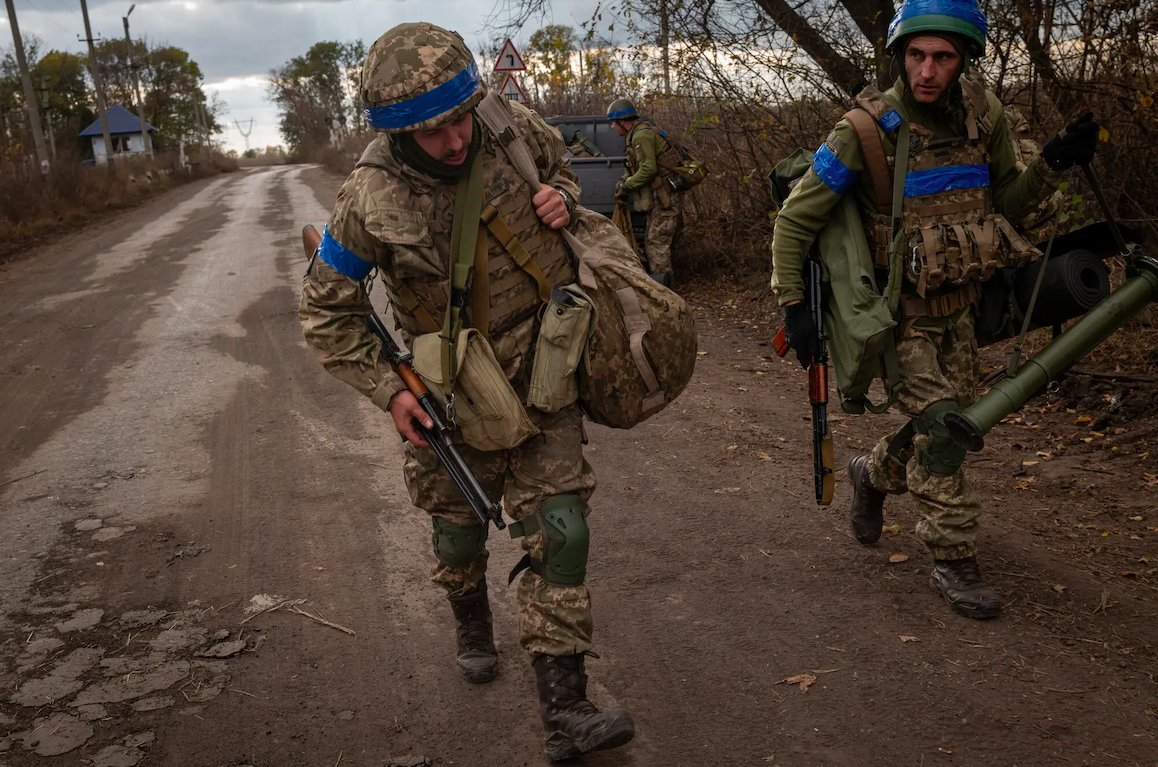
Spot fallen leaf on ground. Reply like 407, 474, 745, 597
758, 452, 772, 461
1075, 416, 1092, 425
1052, 584, 1067, 594
939, 749, 953, 755
778, 674, 817, 691
1022, 460, 1039, 467
888, 553, 910, 564
884, 524, 901, 534
899, 635, 919, 642
1129, 516, 1144, 521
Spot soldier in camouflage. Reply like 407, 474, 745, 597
298, 23, 634, 760
771, 0, 1100, 619
608, 97, 682, 288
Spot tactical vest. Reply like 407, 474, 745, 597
355, 135, 576, 341
851, 76, 1040, 298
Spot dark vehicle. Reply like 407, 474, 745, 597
545, 114, 646, 245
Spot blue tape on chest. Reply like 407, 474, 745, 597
364, 61, 480, 131
812, 143, 859, 194
904, 164, 990, 197
879, 110, 902, 132
319, 226, 374, 281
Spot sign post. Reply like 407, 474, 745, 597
493, 39, 528, 105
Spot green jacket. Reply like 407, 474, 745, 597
621, 120, 671, 210
771, 77, 1062, 307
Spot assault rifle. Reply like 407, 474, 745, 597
772, 257, 835, 505
301, 225, 506, 530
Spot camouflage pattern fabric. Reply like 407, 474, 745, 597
404, 405, 597, 657
360, 23, 483, 133
1006, 106, 1062, 239
867, 309, 982, 560
644, 201, 680, 273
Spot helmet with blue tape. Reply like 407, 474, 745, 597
886, 0, 988, 56
606, 97, 638, 121
361, 22, 485, 134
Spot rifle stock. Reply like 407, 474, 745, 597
301, 224, 506, 530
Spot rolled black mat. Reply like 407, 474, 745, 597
1014, 248, 1110, 327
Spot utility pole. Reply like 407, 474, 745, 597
38, 78, 57, 162
122, 4, 153, 158
4, 0, 51, 177
79, 0, 115, 168
234, 118, 254, 151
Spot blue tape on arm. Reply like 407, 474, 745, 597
903, 164, 990, 197
879, 110, 903, 132
889, 0, 988, 36
812, 143, 859, 194
319, 226, 374, 281
364, 61, 480, 131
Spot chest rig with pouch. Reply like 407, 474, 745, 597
850, 75, 1040, 315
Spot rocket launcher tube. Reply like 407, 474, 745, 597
947, 256, 1158, 452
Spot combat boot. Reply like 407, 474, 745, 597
533, 653, 635, 761
447, 578, 498, 683
649, 272, 674, 289
931, 557, 1002, 619
848, 454, 886, 544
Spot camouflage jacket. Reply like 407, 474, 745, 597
771, 76, 1063, 307
299, 99, 582, 415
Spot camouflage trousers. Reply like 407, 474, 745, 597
867, 309, 983, 560
644, 200, 681, 273
403, 404, 597, 658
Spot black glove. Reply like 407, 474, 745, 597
614, 180, 630, 201
1041, 112, 1100, 171
783, 301, 820, 366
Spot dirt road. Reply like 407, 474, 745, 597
1, 165, 1156, 767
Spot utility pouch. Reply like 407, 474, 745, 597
411, 329, 539, 452
527, 284, 595, 414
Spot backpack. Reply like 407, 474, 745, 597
475, 94, 699, 428
631, 120, 709, 192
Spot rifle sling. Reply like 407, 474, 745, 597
442, 153, 485, 391
843, 107, 893, 218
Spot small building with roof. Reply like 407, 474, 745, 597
79, 105, 157, 163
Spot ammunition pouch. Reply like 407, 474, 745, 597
901, 282, 983, 320
506, 494, 590, 586
411, 328, 539, 452
915, 399, 968, 476
432, 517, 489, 569
527, 284, 594, 414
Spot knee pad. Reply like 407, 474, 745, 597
507, 493, 589, 586
915, 400, 967, 477
431, 517, 488, 569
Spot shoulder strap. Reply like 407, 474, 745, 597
474, 93, 542, 192
442, 152, 485, 389
843, 107, 893, 218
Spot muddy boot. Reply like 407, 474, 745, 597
447, 579, 498, 683
931, 557, 1002, 619
533, 654, 635, 761
649, 272, 673, 289
848, 454, 886, 544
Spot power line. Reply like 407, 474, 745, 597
19, 0, 72, 35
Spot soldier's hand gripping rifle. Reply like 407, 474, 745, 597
302, 225, 505, 531
772, 258, 836, 505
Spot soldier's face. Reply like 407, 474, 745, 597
904, 36, 962, 103
412, 112, 474, 165
612, 120, 629, 137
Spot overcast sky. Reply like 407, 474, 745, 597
3, 0, 606, 153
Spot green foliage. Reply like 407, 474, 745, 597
269, 41, 364, 152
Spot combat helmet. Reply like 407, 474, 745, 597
361, 22, 484, 133
606, 98, 638, 121
886, 0, 988, 56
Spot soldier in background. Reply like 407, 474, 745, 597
771, 0, 1100, 619
608, 97, 682, 288
299, 23, 634, 760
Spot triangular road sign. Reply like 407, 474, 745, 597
494, 39, 527, 72
498, 74, 527, 104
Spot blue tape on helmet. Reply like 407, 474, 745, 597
888, 0, 989, 39
364, 60, 480, 131
319, 226, 374, 281
608, 107, 637, 119
904, 164, 990, 197
879, 110, 903, 132
812, 143, 859, 194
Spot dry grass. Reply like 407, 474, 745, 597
0, 149, 237, 263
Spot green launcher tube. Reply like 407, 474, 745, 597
948, 257, 1158, 452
